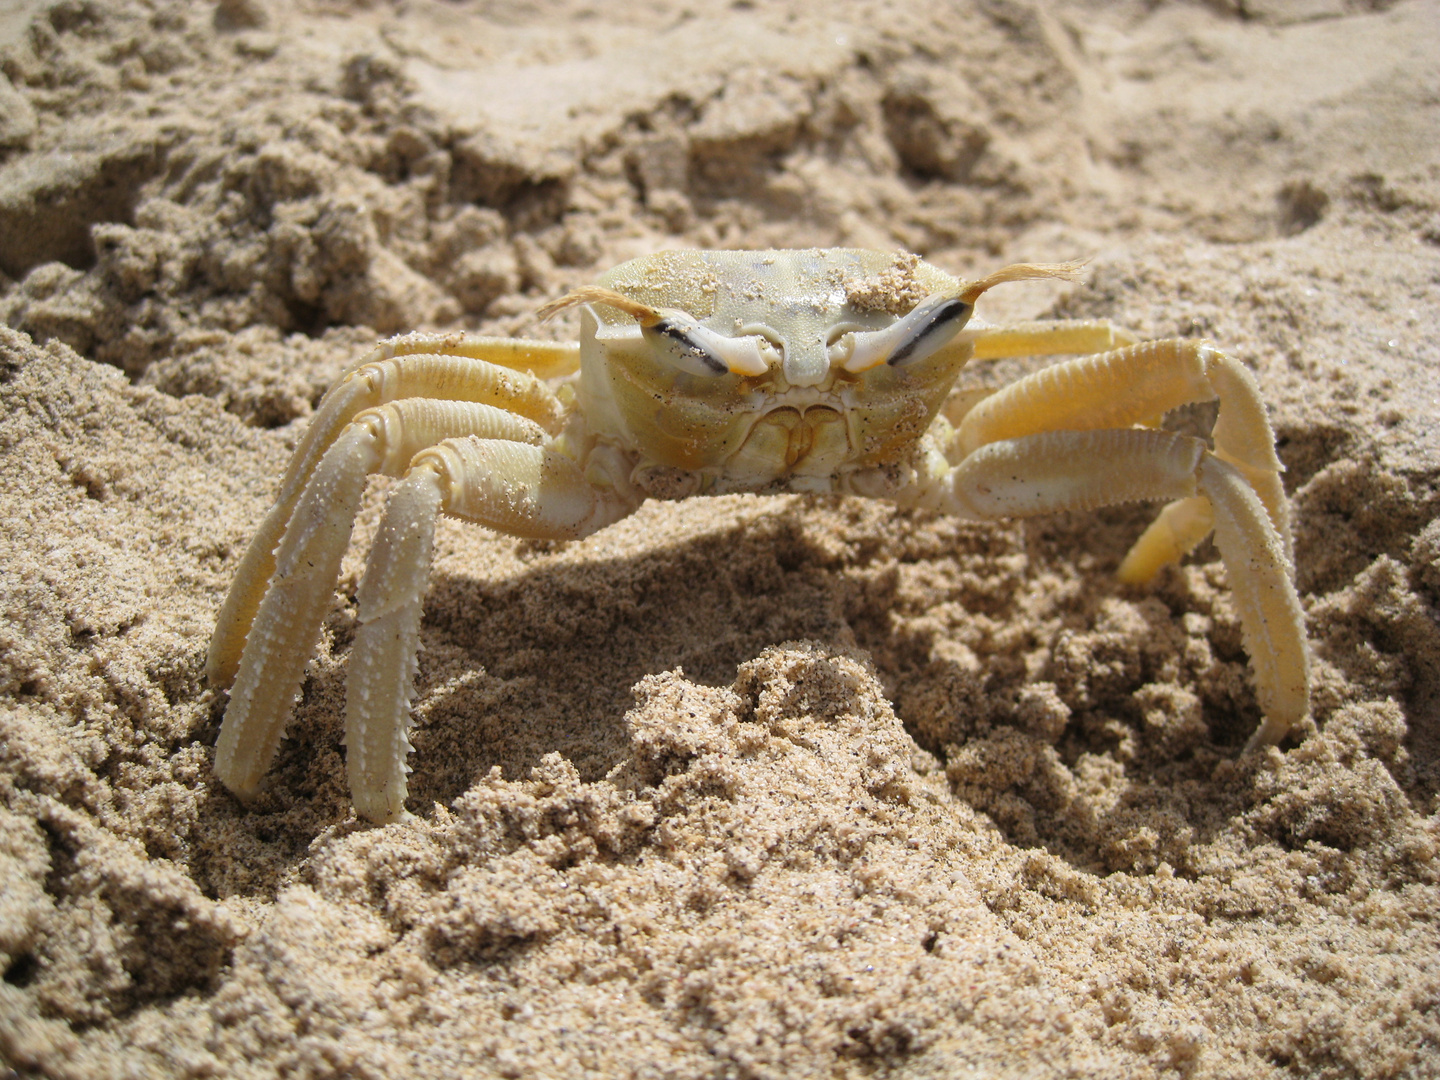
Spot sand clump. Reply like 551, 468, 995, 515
1, 0, 1439, 1077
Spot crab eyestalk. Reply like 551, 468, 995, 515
842, 293, 975, 372
842, 261, 1086, 373
538, 285, 768, 377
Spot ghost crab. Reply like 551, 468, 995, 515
209, 248, 1309, 824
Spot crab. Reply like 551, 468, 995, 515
208, 248, 1309, 824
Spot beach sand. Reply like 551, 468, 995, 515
1, 0, 1438, 1075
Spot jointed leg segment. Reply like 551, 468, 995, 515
210, 333, 630, 823
343, 437, 621, 822
207, 334, 573, 690
956, 337, 1292, 560
933, 332, 1308, 747
967, 318, 1139, 362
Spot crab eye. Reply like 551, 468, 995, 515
842, 294, 973, 373
643, 316, 727, 376
888, 296, 972, 366
537, 286, 769, 377
643, 311, 769, 377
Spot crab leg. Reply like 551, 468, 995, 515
938, 426, 1307, 747
207, 334, 572, 691
213, 398, 554, 801
333, 330, 581, 382
939, 337, 1305, 744
344, 438, 634, 824
967, 318, 1138, 361
953, 339, 1292, 567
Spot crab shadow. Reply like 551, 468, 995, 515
407, 495, 1319, 879
396, 504, 863, 812
211, 499, 862, 842
196, 478, 1390, 894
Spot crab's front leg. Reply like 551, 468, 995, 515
342, 437, 633, 823
210, 334, 637, 824
216, 420, 636, 824
207, 333, 576, 692
914, 338, 1308, 749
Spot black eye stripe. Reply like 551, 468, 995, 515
648, 318, 729, 375
888, 298, 972, 366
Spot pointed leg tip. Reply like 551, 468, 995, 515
215, 767, 264, 804
1242, 714, 1299, 755
1116, 557, 1162, 586
355, 797, 413, 826
205, 650, 239, 691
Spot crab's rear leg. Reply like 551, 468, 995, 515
967, 318, 1139, 362
344, 438, 633, 824
207, 334, 575, 691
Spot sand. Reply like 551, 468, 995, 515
1, 0, 1437, 1076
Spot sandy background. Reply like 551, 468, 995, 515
1, 0, 1438, 1076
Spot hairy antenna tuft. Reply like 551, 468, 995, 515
537, 286, 660, 325
958, 261, 1087, 305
